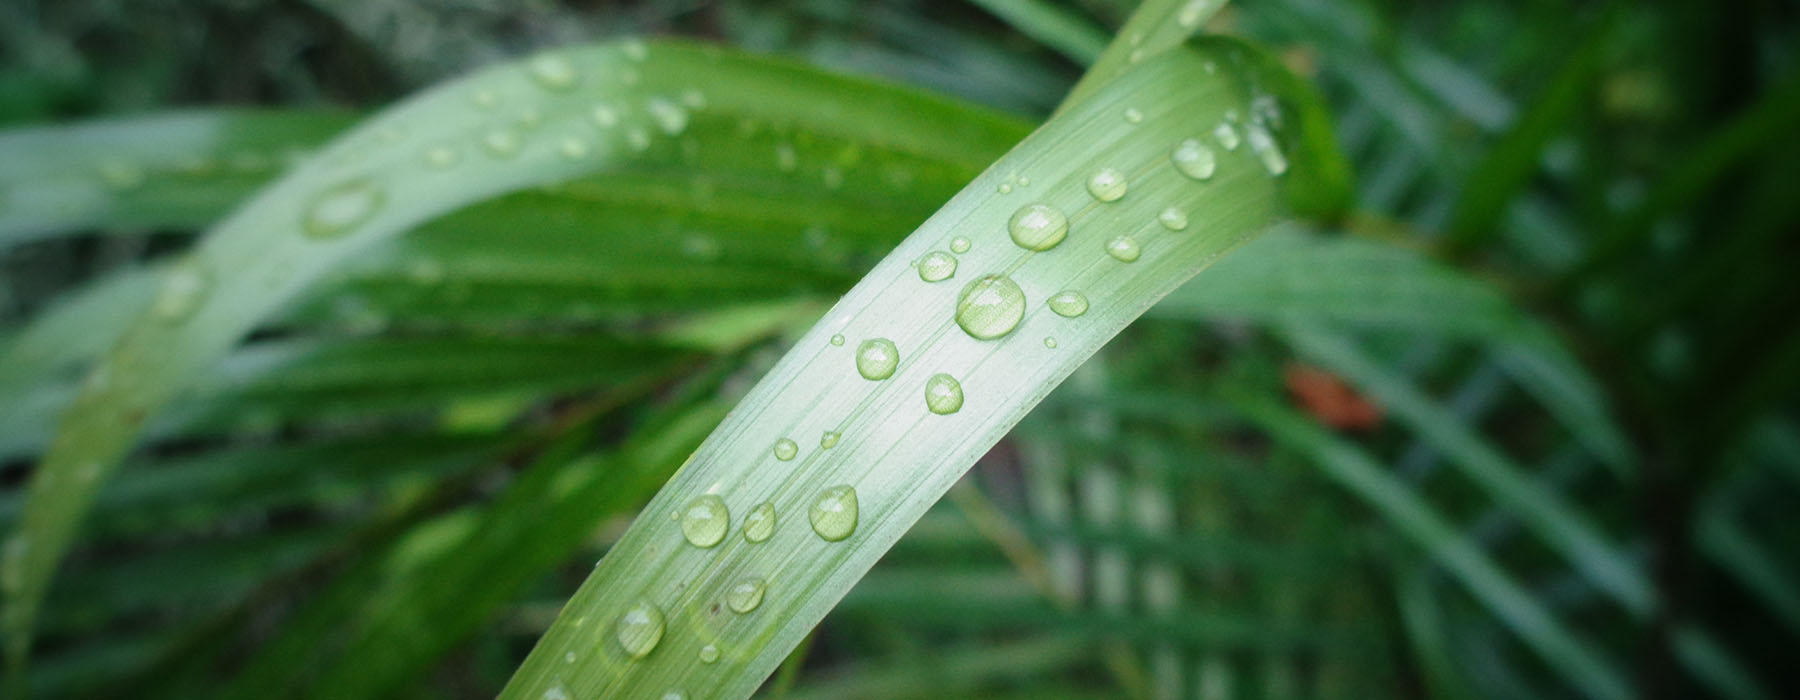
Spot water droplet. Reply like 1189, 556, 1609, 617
997, 182, 1013, 194
591, 104, 620, 127
543, 682, 571, 700
955, 274, 1026, 340
1124, 108, 1144, 124
559, 138, 591, 159
1018, 176, 1031, 186
1007, 203, 1068, 251
773, 438, 798, 461
564, 651, 576, 663
925, 374, 964, 415
97, 160, 145, 190
820, 431, 840, 449
482, 128, 521, 158
1087, 168, 1128, 202
623, 39, 648, 61
661, 691, 684, 700
647, 98, 689, 135
1047, 290, 1089, 317
809, 486, 859, 541
1158, 207, 1189, 231
855, 338, 900, 380
303, 179, 385, 239
1246, 124, 1287, 176
626, 128, 651, 151
950, 236, 972, 254
918, 251, 957, 282
528, 55, 579, 91
1178, 0, 1215, 26
679, 495, 730, 548
743, 501, 776, 543
152, 261, 211, 322
699, 644, 720, 663
1172, 139, 1217, 180
423, 145, 460, 169
1106, 235, 1142, 262
726, 576, 767, 613
615, 601, 665, 658
1044, 337, 1058, 348
1213, 122, 1240, 151
829, 334, 845, 346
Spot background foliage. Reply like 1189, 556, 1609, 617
2, 0, 1797, 698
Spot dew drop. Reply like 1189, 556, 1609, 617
809, 485, 859, 541
564, 651, 576, 663
1124, 108, 1144, 124
1086, 168, 1128, 202
623, 39, 649, 61
423, 145, 460, 169
950, 236, 972, 254
97, 160, 146, 190
543, 682, 571, 700
647, 98, 689, 135
1213, 122, 1241, 151
559, 138, 591, 160
925, 374, 965, 415
1044, 336, 1058, 348
955, 274, 1027, 340
1158, 207, 1189, 231
590, 104, 620, 128
615, 601, 665, 658
699, 645, 720, 664
152, 261, 211, 322
1171, 138, 1217, 180
820, 431, 840, 449
626, 127, 651, 152
743, 501, 776, 543
302, 179, 385, 239
1018, 176, 1031, 186
726, 576, 767, 613
1106, 235, 1142, 262
855, 338, 900, 380
528, 55, 579, 91
1246, 124, 1287, 176
661, 691, 684, 700
1007, 203, 1068, 251
1047, 290, 1089, 317
679, 494, 730, 548
918, 251, 957, 282
481, 128, 522, 158
772, 438, 798, 461
997, 182, 1013, 194
829, 334, 845, 346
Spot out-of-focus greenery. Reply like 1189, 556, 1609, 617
1, 0, 1796, 698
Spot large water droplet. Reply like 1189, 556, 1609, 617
528, 55, 579, 91
1087, 168, 1128, 202
679, 494, 729, 548
152, 261, 212, 322
855, 338, 899, 380
773, 438, 798, 461
1008, 203, 1068, 251
743, 501, 776, 543
647, 98, 689, 135
1246, 124, 1287, 176
925, 374, 964, 414
955, 274, 1027, 340
303, 179, 385, 240
1172, 139, 1217, 180
1047, 290, 1089, 318
918, 251, 957, 282
482, 128, 522, 158
726, 576, 767, 613
809, 486, 858, 541
950, 236, 972, 254
1213, 122, 1241, 151
820, 431, 840, 449
1158, 207, 1189, 231
1106, 235, 1142, 262
699, 645, 720, 664
615, 601, 665, 658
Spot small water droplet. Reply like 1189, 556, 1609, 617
615, 601, 665, 658
809, 485, 859, 541
152, 261, 212, 322
646, 98, 689, 135
855, 338, 900, 380
1044, 337, 1058, 348
1246, 124, 1287, 176
564, 651, 576, 663
543, 682, 571, 700
1124, 108, 1144, 124
528, 55, 579, 91
97, 160, 145, 190
423, 145, 460, 169
1047, 290, 1089, 317
1158, 207, 1189, 231
829, 334, 845, 346
1018, 176, 1031, 186
743, 501, 776, 542
918, 251, 957, 282
661, 691, 684, 700
726, 576, 767, 613
303, 179, 385, 239
591, 104, 619, 128
1106, 235, 1142, 262
1172, 139, 1217, 180
1213, 122, 1240, 151
559, 138, 591, 159
820, 431, 840, 449
925, 374, 964, 415
950, 236, 972, 254
997, 182, 1013, 194
1087, 168, 1128, 202
955, 274, 1027, 340
773, 438, 798, 461
679, 494, 730, 548
1008, 203, 1069, 251
626, 128, 651, 151
482, 128, 522, 158
699, 644, 720, 663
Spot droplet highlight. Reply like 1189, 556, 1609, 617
1158, 207, 1189, 231
918, 251, 957, 282
950, 236, 972, 254
1246, 124, 1287, 176
726, 576, 767, 613
528, 55, 579, 91
699, 645, 720, 664
1008, 203, 1069, 251
679, 495, 729, 548
152, 261, 211, 322
925, 374, 965, 415
615, 601, 665, 658
855, 338, 900, 380
1047, 290, 1089, 318
1087, 168, 1128, 202
829, 334, 845, 346
1172, 139, 1217, 181
1213, 122, 1241, 151
955, 274, 1027, 340
302, 180, 385, 240
773, 438, 798, 461
820, 431, 840, 449
809, 486, 859, 541
1106, 235, 1142, 262
743, 501, 776, 543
